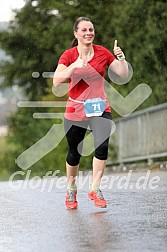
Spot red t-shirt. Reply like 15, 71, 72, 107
58, 44, 115, 121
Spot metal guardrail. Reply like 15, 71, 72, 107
109, 103, 167, 164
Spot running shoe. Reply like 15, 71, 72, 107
65, 189, 78, 209
88, 188, 107, 208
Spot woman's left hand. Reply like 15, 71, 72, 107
113, 40, 124, 58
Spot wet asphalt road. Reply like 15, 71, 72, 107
0, 170, 167, 252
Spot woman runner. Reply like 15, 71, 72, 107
53, 17, 128, 209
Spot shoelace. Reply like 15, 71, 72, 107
67, 190, 76, 202
95, 189, 104, 200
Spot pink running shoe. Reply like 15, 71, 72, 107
65, 189, 78, 209
88, 189, 107, 208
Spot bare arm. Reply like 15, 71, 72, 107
109, 58, 128, 78
109, 40, 129, 78
53, 64, 75, 86
53, 55, 87, 87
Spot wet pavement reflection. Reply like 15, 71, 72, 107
0, 170, 167, 252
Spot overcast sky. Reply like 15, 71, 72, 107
0, 0, 25, 22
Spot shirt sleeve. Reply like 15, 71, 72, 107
58, 50, 71, 67
102, 46, 115, 66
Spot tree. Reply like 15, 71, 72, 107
0, 0, 166, 102
0, 0, 166, 176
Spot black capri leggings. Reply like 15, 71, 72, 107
64, 112, 112, 166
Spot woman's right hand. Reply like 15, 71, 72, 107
73, 55, 87, 69
53, 55, 87, 87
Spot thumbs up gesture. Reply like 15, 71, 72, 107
113, 40, 125, 60
74, 54, 87, 69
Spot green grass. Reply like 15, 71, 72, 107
0, 136, 16, 181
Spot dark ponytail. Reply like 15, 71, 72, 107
71, 38, 78, 47
71, 17, 91, 47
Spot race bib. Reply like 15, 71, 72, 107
84, 98, 106, 117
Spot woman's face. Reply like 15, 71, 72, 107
74, 21, 95, 45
